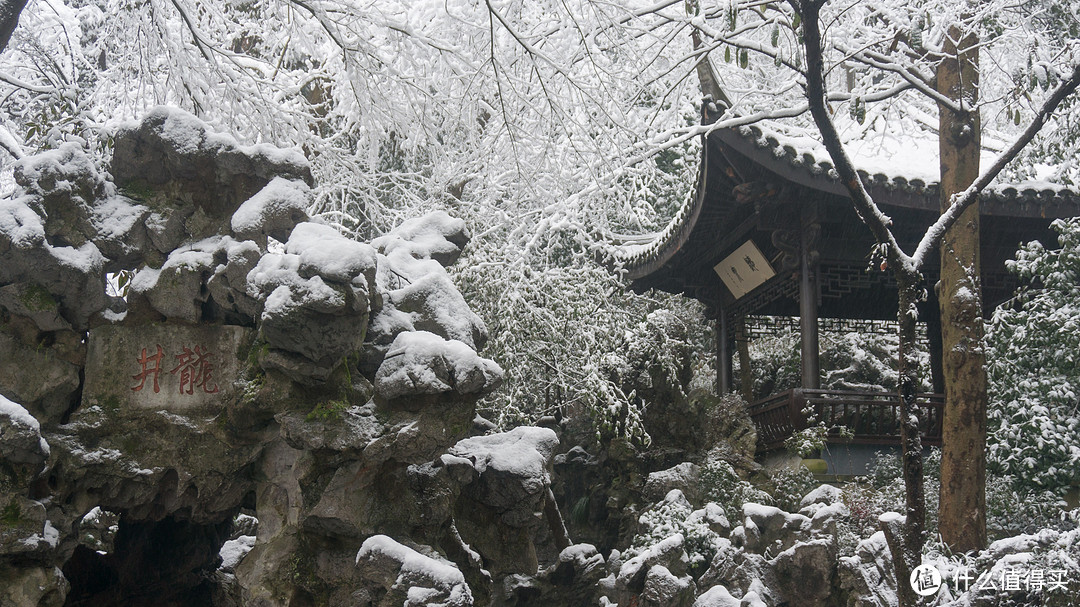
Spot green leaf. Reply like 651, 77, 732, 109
739, 48, 749, 69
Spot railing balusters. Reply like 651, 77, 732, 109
747, 389, 945, 453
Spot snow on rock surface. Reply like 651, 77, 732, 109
230, 176, 310, 244
110, 106, 312, 252
838, 531, 896, 607
800, 484, 843, 509
0, 394, 50, 470
218, 535, 256, 572
372, 210, 470, 266
0, 190, 108, 328
375, 330, 503, 401
450, 426, 558, 486
735, 502, 811, 555
643, 462, 702, 502
368, 210, 488, 353
599, 533, 694, 607
355, 535, 473, 607
284, 221, 376, 286
692, 584, 741, 607
112, 106, 310, 189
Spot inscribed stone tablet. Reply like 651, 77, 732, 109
84, 324, 255, 412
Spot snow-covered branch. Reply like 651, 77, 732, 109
794, 0, 910, 271
912, 61, 1080, 267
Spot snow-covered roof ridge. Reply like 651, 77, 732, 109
733, 123, 1080, 203
609, 157, 707, 273
614, 119, 1080, 273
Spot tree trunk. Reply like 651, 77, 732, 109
0, 0, 27, 55
937, 23, 988, 553
894, 269, 925, 607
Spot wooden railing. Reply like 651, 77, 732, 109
747, 389, 944, 453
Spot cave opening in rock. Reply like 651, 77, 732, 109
62, 513, 233, 607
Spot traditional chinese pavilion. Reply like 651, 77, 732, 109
617, 104, 1080, 472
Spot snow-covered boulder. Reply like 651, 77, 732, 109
230, 176, 310, 245
838, 531, 896, 607
355, 535, 474, 607
367, 211, 488, 359
371, 210, 470, 267
246, 237, 375, 376
111, 106, 311, 242
12, 143, 151, 271
800, 483, 844, 509
449, 427, 559, 511
13, 142, 109, 247
599, 534, 696, 607
644, 462, 702, 503
0, 397, 60, 563
733, 502, 812, 555
375, 331, 503, 402
686, 503, 732, 539
0, 395, 50, 484
447, 427, 560, 576
692, 584, 741, 607
0, 194, 108, 330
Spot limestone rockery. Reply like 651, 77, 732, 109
0, 108, 572, 607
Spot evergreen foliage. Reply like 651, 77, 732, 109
987, 218, 1080, 493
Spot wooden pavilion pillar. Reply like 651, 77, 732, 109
799, 209, 821, 389
716, 308, 733, 394
925, 299, 946, 394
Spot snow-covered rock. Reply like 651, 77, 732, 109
692, 584, 741, 607
375, 331, 503, 401
367, 211, 488, 357
644, 462, 702, 503
230, 176, 310, 245
838, 531, 896, 607
355, 535, 473, 607
600, 534, 695, 607
219, 535, 256, 573
112, 105, 311, 222
734, 502, 812, 555
371, 210, 470, 267
0, 395, 50, 478
447, 427, 560, 576
801, 483, 844, 509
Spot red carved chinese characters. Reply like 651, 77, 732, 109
169, 345, 220, 394
132, 344, 220, 395
131, 345, 165, 393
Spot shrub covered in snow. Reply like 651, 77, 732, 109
735, 325, 932, 401
987, 217, 1080, 493
700, 459, 774, 522
629, 490, 727, 573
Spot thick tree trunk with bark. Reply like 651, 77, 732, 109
937, 23, 989, 553
894, 268, 926, 607
0, 0, 27, 55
